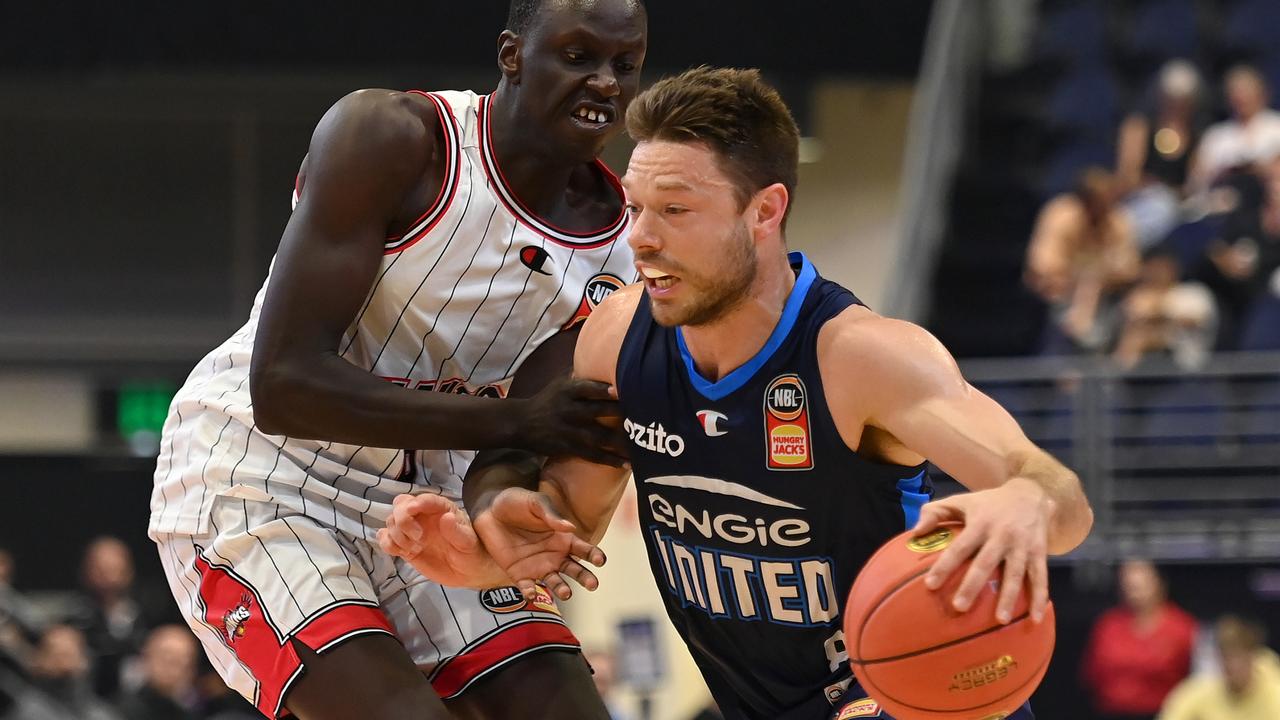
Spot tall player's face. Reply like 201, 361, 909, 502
514, 0, 647, 160
623, 140, 760, 328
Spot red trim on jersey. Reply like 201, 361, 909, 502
477, 95, 629, 249
383, 91, 464, 255
428, 619, 581, 699
192, 553, 395, 719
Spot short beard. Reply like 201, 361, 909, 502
651, 220, 757, 327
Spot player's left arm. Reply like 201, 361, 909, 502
821, 311, 1093, 624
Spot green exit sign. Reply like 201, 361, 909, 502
117, 382, 176, 437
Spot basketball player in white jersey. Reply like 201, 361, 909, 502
148, 1, 647, 718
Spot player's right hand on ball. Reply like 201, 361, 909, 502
514, 377, 628, 467
472, 487, 606, 602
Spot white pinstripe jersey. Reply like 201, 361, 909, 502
150, 90, 635, 539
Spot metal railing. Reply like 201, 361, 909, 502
954, 352, 1280, 565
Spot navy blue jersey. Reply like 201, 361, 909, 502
615, 252, 933, 720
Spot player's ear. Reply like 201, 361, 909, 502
498, 30, 523, 84
749, 183, 789, 240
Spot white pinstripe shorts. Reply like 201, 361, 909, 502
153, 494, 580, 718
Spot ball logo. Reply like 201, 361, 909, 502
764, 374, 813, 470
906, 527, 954, 553
562, 272, 626, 330
950, 655, 1018, 693
479, 586, 528, 613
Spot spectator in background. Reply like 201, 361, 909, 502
1116, 60, 1208, 250
584, 647, 632, 720
1195, 156, 1280, 349
116, 625, 198, 720
1159, 616, 1280, 720
1188, 66, 1280, 194
1113, 246, 1216, 370
20, 625, 121, 720
1082, 559, 1198, 720
0, 549, 39, 670
1026, 167, 1141, 353
76, 536, 164, 699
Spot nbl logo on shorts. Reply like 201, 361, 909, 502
764, 373, 813, 470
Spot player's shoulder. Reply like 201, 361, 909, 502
819, 305, 946, 361
574, 283, 643, 383
818, 305, 962, 394
315, 88, 442, 156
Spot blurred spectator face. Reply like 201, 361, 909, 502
1226, 67, 1268, 121
1214, 616, 1264, 695
1076, 168, 1118, 223
31, 625, 90, 680
1118, 559, 1164, 612
1221, 646, 1254, 694
1159, 60, 1201, 116
0, 548, 12, 587
1142, 254, 1181, 289
83, 536, 134, 598
142, 626, 197, 699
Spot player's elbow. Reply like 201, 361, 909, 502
1049, 472, 1094, 555
249, 364, 304, 436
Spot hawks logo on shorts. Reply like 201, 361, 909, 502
563, 273, 626, 330
764, 374, 813, 470
222, 593, 254, 645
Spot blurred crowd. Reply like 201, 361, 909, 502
1082, 559, 1280, 720
0, 541, 256, 720
1026, 60, 1280, 369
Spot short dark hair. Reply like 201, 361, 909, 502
507, 0, 646, 35
506, 0, 543, 35
627, 66, 800, 222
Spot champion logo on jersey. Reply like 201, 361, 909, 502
519, 245, 553, 275
764, 374, 814, 470
696, 410, 728, 436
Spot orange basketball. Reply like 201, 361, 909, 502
843, 524, 1055, 720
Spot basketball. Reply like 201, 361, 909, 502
843, 524, 1055, 720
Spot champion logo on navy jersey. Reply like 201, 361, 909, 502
519, 245, 553, 275
696, 410, 728, 436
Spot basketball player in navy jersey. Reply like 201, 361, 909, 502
382, 67, 1094, 719
149, 1, 648, 719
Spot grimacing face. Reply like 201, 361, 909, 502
505, 0, 647, 162
623, 140, 760, 328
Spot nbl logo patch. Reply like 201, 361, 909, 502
764, 374, 813, 470
479, 586, 527, 613
562, 273, 626, 330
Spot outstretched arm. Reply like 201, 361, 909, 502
821, 311, 1093, 624
248, 90, 625, 463
470, 286, 642, 599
